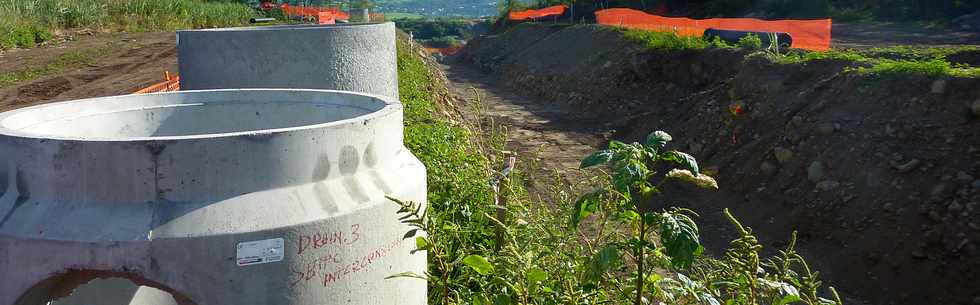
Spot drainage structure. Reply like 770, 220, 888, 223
0, 89, 427, 305
177, 23, 399, 101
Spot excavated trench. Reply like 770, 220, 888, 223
454, 23, 980, 305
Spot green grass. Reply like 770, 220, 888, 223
386, 12, 425, 20
609, 24, 980, 79
0, 0, 256, 49
618, 28, 709, 52
0, 46, 107, 88
397, 33, 497, 219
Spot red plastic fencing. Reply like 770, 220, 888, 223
318, 11, 336, 24
595, 8, 831, 51
509, 5, 567, 21
281, 4, 350, 22
134, 71, 180, 94
425, 46, 462, 56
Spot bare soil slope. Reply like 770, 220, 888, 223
459, 24, 980, 305
0, 32, 177, 112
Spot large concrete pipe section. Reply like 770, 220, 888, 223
0, 89, 427, 305
177, 23, 399, 101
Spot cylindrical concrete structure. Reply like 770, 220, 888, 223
176, 23, 399, 101
0, 89, 426, 305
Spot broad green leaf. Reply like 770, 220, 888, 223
663, 151, 700, 175
608, 140, 627, 150
645, 130, 672, 150
493, 295, 512, 305
463, 255, 494, 275
645, 273, 663, 285
612, 161, 649, 192
580, 150, 615, 168
526, 268, 548, 282
586, 245, 620, 284
384, 271, 428, 280
775, 282, 802, 305
660, 211, 702, 268
403, 229, 419, 239
570, 189, 604, 228
595, 245, 621, 271
415, 236, 428, 250
778, 294, 804, 305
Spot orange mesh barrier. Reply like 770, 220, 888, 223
425, 46, 462, 56
509, 5, 567, 21
318, 11, 336, 24
281, 4, 350, 21
595, 8, 831, 51
134, 71, 180, 94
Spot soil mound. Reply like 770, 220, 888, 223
459, 23, 980, 305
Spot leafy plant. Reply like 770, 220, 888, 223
574, 130, 718, 305
737, 33, 762, 51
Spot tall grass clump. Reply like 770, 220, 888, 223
619, 28, 709, 51
0, 0, 256, 49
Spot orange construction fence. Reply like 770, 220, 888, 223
509, 5, 567, 21
133, 71, 180, 94
425, 46, 462, 56
281, 4, 350, 22
595, 8, 831, 51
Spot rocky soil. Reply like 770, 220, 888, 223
458, 24, 980, 305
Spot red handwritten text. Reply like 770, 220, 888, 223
322, 238, 403, 287
296, 224, 361, 255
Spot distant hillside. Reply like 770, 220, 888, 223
373, 0, 497, 18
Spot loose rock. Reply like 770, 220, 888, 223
817, 123, 835, 135
808, 161, 825, 182
774, 147, 794, 164
895, 159, 921, 173
816, 180, 840, 192
956, 171, 975, 182
931, 79, 947, 94
760, 161, 777, 176
972, 99, 980, 116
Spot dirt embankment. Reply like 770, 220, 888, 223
458, 24, 980, 305
0, 32, 177, 112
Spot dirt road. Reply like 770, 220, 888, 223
0, 32, 176, 112
440, 63, 605, 189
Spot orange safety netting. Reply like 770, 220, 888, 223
595, 8, 831, 51
509, 5, 567, 21
318, 11, 336, 24
134, 72, 180, 94
425, 46, 462, 56
281, 4, 350, 21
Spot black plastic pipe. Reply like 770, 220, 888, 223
249, 17, 276, 24
704, 28, 793, 49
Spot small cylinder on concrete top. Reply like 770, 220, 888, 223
0, 89, 427, 305
176, 23, 399, 101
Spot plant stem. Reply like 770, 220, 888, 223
634, 214, 646, 305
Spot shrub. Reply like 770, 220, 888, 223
738, 33, 763, 51
620, 28, 708, 51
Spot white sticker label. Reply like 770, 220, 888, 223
237, 238, 285, 267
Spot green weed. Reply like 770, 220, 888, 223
393, 33, 844, 305
619, 28, 709, 52
738, 33, 763, 51
0, 46, 105, 88
0, 0, 256, 49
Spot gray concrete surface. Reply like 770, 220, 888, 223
177, 23, 399, 101
0, 89, 426, 305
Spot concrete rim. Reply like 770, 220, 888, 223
176, 22, 391, 33
0, 88, 402, 142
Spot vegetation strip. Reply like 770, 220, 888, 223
396, 32, 843, 305
617, 26, 980, 78
0, 0, 257, 50
0, 46, 110, 88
